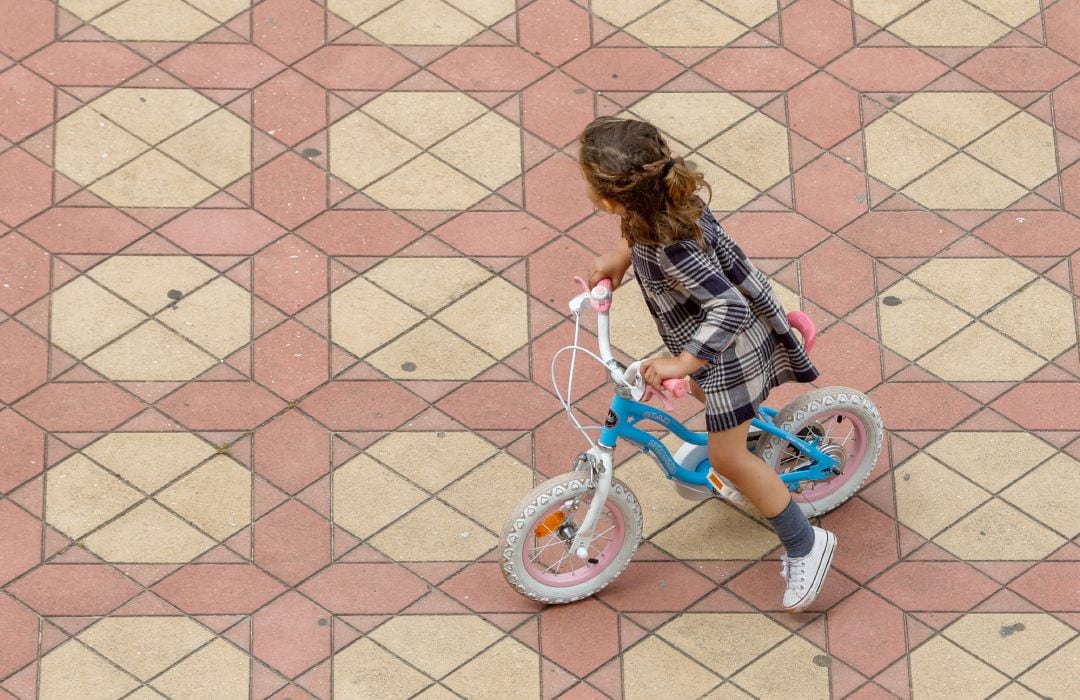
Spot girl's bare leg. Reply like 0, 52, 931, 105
706, 421, 791, 518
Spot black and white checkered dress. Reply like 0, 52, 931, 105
631, 208, 818, 431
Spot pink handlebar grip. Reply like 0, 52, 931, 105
787, 311, 816, 355
662, 378, 690, 398
573, 276, 613, 312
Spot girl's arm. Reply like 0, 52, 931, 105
588, 238, 632, 289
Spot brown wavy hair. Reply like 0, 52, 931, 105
579, 116, 710, 246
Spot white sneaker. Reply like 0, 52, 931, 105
780, 527, 837, 612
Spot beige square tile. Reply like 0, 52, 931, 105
412, 685, 459, 700
1002, 454, 1080, 537
127, 687, 168, 699
894, 93, 1018, 148
84, 501, 217, 562
942, 613, 1075, 676
51, 277, 145, 358
891, 0, 1010, 46
362, 0, 484, 45
705, 0, 777, 26
894, 453, 991, 538
446, 0, 515, 24
158, 277, 251, 359
365, 257, 491, 315
327, 0, 398, 26
853, 0, 923, 26
627, 0, 747, 47
983, 279, 1077, 359
651, 501, 778, 559
730, 636, 830, 699
1018, 638, 1080, 700
85, 321, 218, 381
369, 615, 503, 679
368, 432, 498, 493
362, 92, 487, 148
367, 321, 495, 380
79, 617, 213, 681
970, 0, 1040, 25
616, 453, 699, 537
334, 638, 431, 699
592, 0, 667, 26
46, 454, 143, 539
92, 88, 217, 144
369, 499, 496, 561
925, 432, 1056, 493
911, 637, 1008, 700
436, 277, 528, 359
918, 323, 1045, 382
695, 159, 760, 211
157, 456, 251, 539
629, 93, 754, 149
333, 454, 428, 538
84, 432, 216, 493
365, 153, 490, 210
935, 498, 1065, 560
90, 150, 218, 208
969, 113, 1057, 188
770, 279, 801, 314
432, 112, 521, 189
658, 613, 789, 677
330, 111, 421, 189
40, 641, 140, 700
903, 154, 1027, 209
440, 453, 532, 531
60, 0, 127, 21
699, 113, 789, 190
94, 0, 218, 41
187, 0, 248, 21
611, 282, 665, 359
330, 277, 425, 358
909, 258, 1035, 315
878, 279, 972, 361
443, 638, 540, 700
864, 113, 954, 189
623, 636, 720, 700
151, 639, 249, 700
89, 255, 217, 314
159, 110, 251, 187
55, 108, 150, 185
989, 684, 1042, 700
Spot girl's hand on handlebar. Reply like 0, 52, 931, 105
588, 248, 631, 290
641, 357, 688, 391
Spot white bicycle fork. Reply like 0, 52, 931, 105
569, 445, 615, 562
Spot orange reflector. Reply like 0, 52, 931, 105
534, 511, 566, 538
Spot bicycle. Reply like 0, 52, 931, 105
500, 277, 884, 604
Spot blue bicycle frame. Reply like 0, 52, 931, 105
597, 393, 841, 490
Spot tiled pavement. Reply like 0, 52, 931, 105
1, 1, 1079, 698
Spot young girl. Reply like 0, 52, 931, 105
580, 116, 834, 612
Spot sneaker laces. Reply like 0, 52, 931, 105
780, 555, 807, 588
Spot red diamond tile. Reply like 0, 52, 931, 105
869, 562, 998, 611
801, 236, 874, 316
300, 381, 425, 431
522, 72, 595, 148
24, 43, 149, 86
595, 562, 714, 612
254, 410, 328, 495
972, 211, 1080, 257
154, 564, 287, 614
254, 320, 328, 401
0, 500, 40, 585
0, 321, 47, 403
255, 501, 330, 586
434, 212, 558, 256
156, 382, 285, 430
992, 382, 1080, 430
1055, 78, 1080, 141
254, 70, 327, 147
0, 149, 51, 227
788, 72, 860, 148
794, 154, 868, 231
440, 563, 544, 613
562, 48, 683, 91
254, 591, 331, 678
541, 599, 618, 678
254, 153, 327, 230
810, 323, 882, 394
781, 0, 853, 67
0, 234, 49, 315
295, 46, 418, 90
162, 44, 285, 88
695, 48, 815, 91
438, 381, 561, 429
959, 48, 1078, 92
827, 49, 948, 91
0, 595, 37, 679
838, 211, 963, 258
298, 211, 422, 256
822, 499, 897, 582
827, 589, 905, 676
299, 564, 427, 614
1044, 0, 1080, 64
19, 208, 147, 254
869, 382, 980, 431
159, 209, 285, 255
0, 66, 53, 142
15, 384, 143, 432
8, 564, 141, 615
1010, 562, 1080, 611
723, 212, 830, 258
253, 0, 326, 65
519, 0, 591, 66
429, 47, 550, 90
524, 154, 593, 231
0, 0, 55, 60
0, 409, 44, 493
254, 235, 328, 314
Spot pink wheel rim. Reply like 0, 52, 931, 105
782, 410, 868, 502
521, 495, 626, 587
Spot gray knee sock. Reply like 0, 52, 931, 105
768, 499, 815, 558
